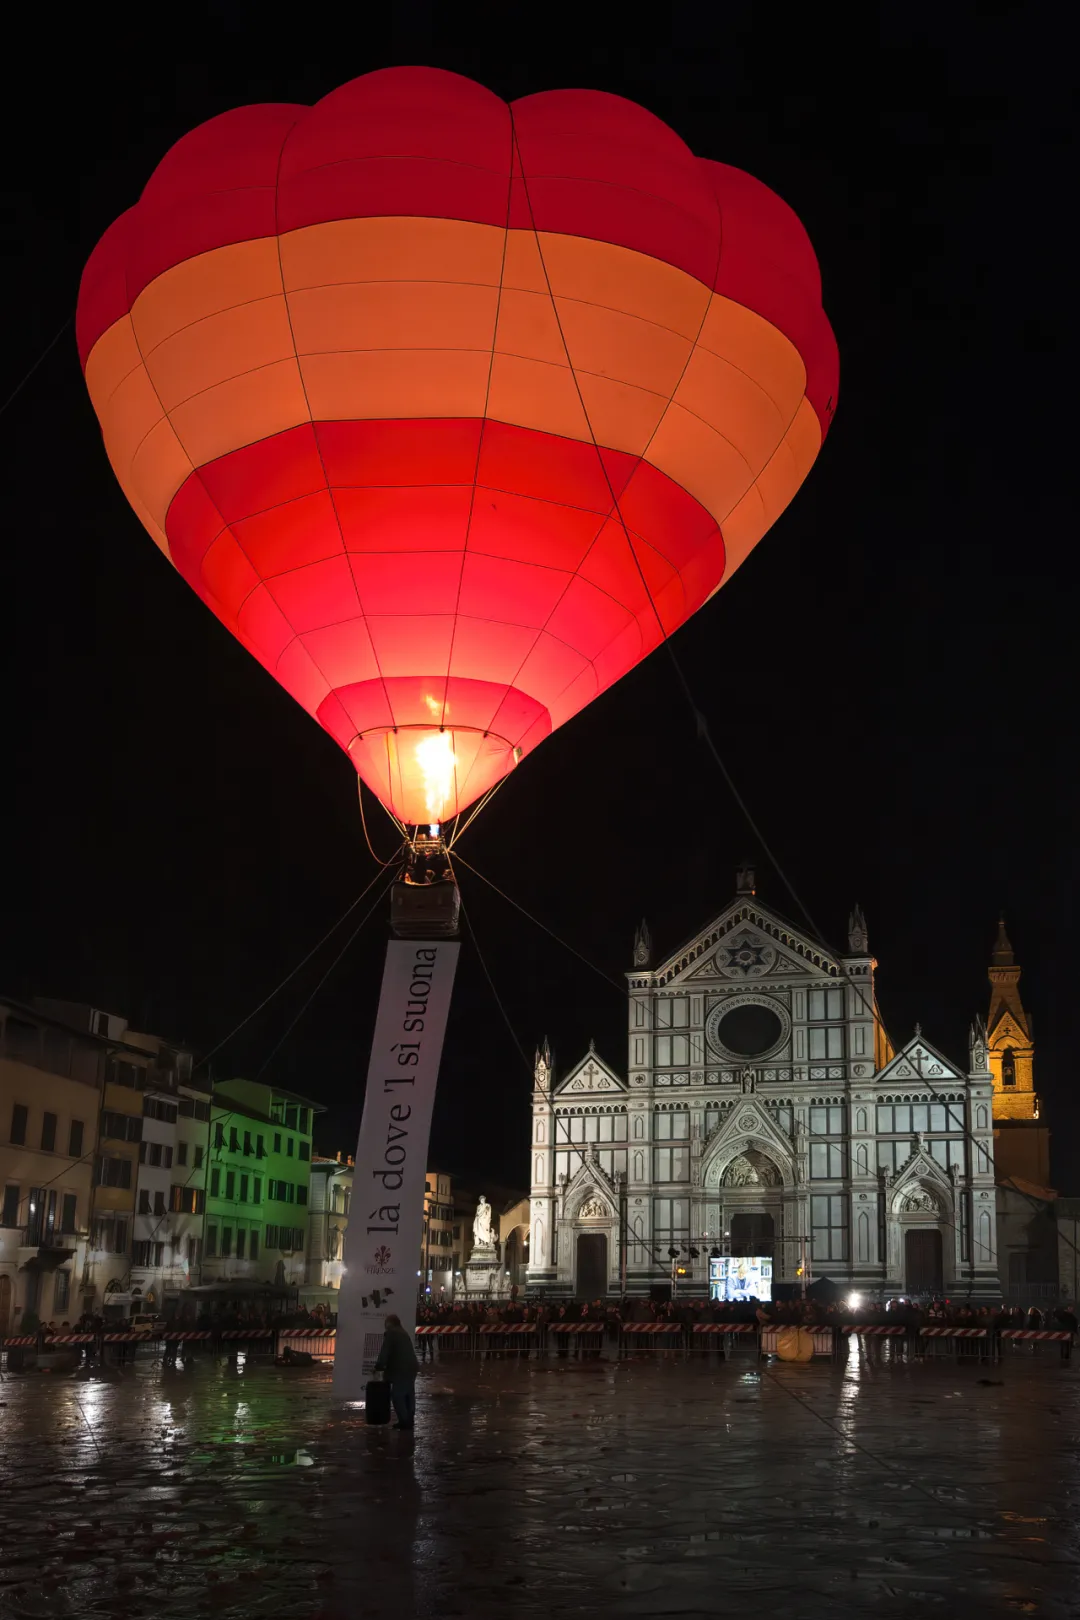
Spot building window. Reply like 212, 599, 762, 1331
53, 1270, 71, 1313
205, 1226, 218, 1258
2, 1185, 19, 1227
287, 1138, 294, 1157
10, 1103, 29, 1146
95, 1155, 133, 1190
654, 1111, 690, 1141
274, 1133, 282, 1154
243, 1131, 253, 1156
877, 1102, 964, 1135
138, 1190, 151, 1213
297, 1185, 308, 1206
250, 1230, 259, 1260
41, 1112, 57, 1152
257, 1135, 266, 1158
299, 1108, 310, 1134
213, 1123, 225, 1150
221, 1227, 233, 1258
153, 1191, 166, 1216
239, 1174, 249, 1203
653, 1146, 689, 1182
153, 1241, 165, 1267
236, 1229, 247, 1259
810, 1143, 845, 1179
284, 1104, 298, 1130
653, 1197, 689, 1246
210, 1168, 221, 1197
299, 1141, 310, 1161
808, 1027, 844, 1060
69, 1119, 85, 1158
187, 1236, 203, 1266
194, 1144, 205, 1170
253, 1177, 262, 1204
229, 1128, 240, 1153
811, 1194, 848, 1261
1002, 1050, 1016, 1087
132, 1240, 152, 1267
929, 1139, 966, 1174
808, 988, 844, 1021
225, 1171, 235, 1199
176, 1141, 188, 1167
60, 1193, 77, 1232
171, 1185, 205, 1216
102, 1110, 143, 1144
143, 1097, 177, 1125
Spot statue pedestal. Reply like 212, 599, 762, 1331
464, 1243, 501, 1297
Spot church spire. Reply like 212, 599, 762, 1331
991, 915, 1014, 966
632, 919, 651, 968
986, 918, 1043, 1169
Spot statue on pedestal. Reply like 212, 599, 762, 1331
472, 1195, 494, 1250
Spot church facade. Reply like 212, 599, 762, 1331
527, 869, 1000, 1301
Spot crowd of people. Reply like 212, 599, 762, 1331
415, 1294, 1079, 1334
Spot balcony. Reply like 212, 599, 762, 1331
19, 1226, 79, 1270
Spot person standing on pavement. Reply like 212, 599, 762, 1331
373, 1313, 420, 1430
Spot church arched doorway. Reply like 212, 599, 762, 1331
905, 1228, 943, 1294
730, 1212, 775, 1257
576, 1232, 608, 1300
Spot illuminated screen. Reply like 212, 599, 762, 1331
709, 1255, 772, 1302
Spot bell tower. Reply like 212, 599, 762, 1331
987, 918, 1050, 1186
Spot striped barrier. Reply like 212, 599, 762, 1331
2, 1336, 37, 1347
101, 1332, 158, 1343
920, 1327, 987, 1336
919, 1327, 989, 1359
415, 1324, 470, 1335
689, 1322, 757, 1356
547, 1322, 606, 1334
842, 1326, 906, 1335
478, 1323, 537, 1334
692, 1323, 756, 1333
619, 1322, 683, 1355
219, 1328, 275, 1339
161, 1330, 214, 1341
42, 1334, 97, 1344
999, 1330, 1072, 1340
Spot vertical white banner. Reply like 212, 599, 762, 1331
333, 937, 460, 1401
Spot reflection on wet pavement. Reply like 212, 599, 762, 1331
0, 1348, 1076, 1617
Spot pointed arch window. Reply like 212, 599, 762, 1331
1002, 1049, 1016, 1087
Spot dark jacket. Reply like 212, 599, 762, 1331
374, 1324, 419, 1383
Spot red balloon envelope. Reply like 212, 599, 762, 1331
78, 68, 837, 826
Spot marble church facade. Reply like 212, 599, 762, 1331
527, 869, 1000, 1301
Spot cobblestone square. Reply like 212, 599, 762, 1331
0, 1343, 1077, 1619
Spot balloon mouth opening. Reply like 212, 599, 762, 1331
348, 725, 524, 827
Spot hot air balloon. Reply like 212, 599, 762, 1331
77, 68, 837, 1394
77, 67, 837, 832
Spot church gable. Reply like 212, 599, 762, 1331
701, 1096, 795, 1183
657, 903, 841, 988
875, 1036, 964, 1086
988, 1010, 1030, 1049
555, 1050, 625, 1096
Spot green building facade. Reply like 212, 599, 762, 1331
203, 1080, 321, 1287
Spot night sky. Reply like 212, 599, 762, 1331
3, 10, 1073, 1189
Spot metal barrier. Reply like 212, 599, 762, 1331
919, 1327, 989, 1358
999, 1329, 1073, 1361
760, 1326, 837, 1360
690, 1323, 757, 1356
477, 1324, 541, 1357
618, 1323, 683, 1356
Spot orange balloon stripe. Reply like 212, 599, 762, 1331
83, 219, 819, 570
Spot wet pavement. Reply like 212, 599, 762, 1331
0, 1343, 1077, 1618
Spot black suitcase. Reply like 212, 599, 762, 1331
365, 1378, 392, 1425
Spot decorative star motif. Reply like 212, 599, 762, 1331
725, 940, 767, 975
